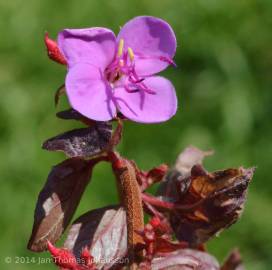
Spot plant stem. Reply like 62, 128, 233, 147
110, 152, 144, 267
142, 193, 203, 212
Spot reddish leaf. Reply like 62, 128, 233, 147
28, 158, 96, 252
151, 249, 220, 270
158, 146, 213, 201
42, 122, 112, 158
170, 166, 255, 246
64, 206, 127, 270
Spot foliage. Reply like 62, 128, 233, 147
0, 1, 271, 269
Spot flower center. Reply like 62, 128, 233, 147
104, 39, 156, 95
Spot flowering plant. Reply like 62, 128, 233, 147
28, 16, 254, 270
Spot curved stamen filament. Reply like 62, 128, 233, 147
159, 56, 177, 67
124, 85, 140, 93
137, 53, 177, 67
139, 83, 156, 95
125, 78, 156, 95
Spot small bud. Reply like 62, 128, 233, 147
150, 216, 161, 228
111, 156, 124, 170
44, 32, 67, 65
147, 164, 168, 184
80, 247, 96, 269
47, 241, 78, 269
144, 230, 155, 243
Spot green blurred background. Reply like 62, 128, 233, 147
0, 0, 271, 269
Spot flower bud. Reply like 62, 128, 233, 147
44, 32, 67, 65
47, 241, 78, 269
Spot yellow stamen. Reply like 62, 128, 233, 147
118, 39, 124, 57
127, 47, 135, 61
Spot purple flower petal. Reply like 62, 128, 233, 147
58, 28, 116, 69
114, 76, 177, 123
65, 63, 116, 121
117, 16, 176, 76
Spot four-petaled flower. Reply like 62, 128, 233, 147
58, 16, 178, 123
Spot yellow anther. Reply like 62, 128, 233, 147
117, 39, 124, 57
127, 47, 135, 61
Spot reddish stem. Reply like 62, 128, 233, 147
143, 200, 165, 219
142, 193, 203, 212
108, 118, 123, 150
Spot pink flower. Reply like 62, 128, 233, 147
58, 16, 177, 123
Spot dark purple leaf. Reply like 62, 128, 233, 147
221, 249, 244, 270
28, 158, 96, 252
151, 249, 220, 270
56, 109, 96, 127
56, 109, 84, 120
64, 206, 127, 270
170, 166, 255, 246
42, 122, 112, 158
